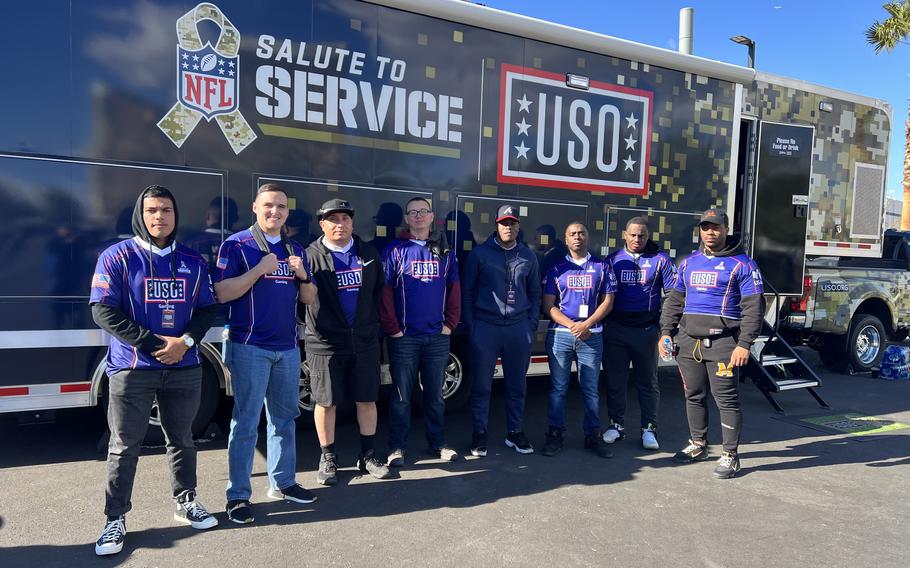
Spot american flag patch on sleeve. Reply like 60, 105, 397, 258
216, 257, 229, 269
92, 273, 111, 289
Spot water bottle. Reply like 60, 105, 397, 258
221, 325, 230, 363
660, 337, 674, 362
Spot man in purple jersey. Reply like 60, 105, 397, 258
659, 209, 764, 479
602, 217, 676, 451
380, 197, 462, 467
213, 183, 317, 524
90, 185, 219, 556
541, 222, 616, 459
305, 199, 390, 485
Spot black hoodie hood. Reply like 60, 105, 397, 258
700, 235, 743, 258
132, 185, 179, 248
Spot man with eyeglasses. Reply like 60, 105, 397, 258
380, 197, 461, 467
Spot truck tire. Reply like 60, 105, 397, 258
846, 314, 886, 373
410, 347, 472, 415
298, 359, 353, 427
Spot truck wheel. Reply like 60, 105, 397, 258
408, 343, 472, 415
847, 314, 886, 372
298, 359, 353, 426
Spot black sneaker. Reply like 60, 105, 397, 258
470, 431, 488, 457
268, 483, 317, 504
713, 451, 741, 479
673, 440, 709, 464
317, 453, 338, 486
174, 491, 218, 529
602, 422, 625, 444
357, 452, 392, 479
95, 515, 126, 556
541, 427, 564, 457
226, 500, 254, 524
584, 434, 614, 459
505, 430, 534, 454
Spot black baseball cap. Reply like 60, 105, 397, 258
496, 204, 520, 223
317, 198, 355, 219
699, 208, 728, 226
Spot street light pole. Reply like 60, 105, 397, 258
730, 35, 756, 69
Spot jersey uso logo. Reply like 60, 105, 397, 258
410, 260, 440, 278
620, 269, 645, 284
689, 271, 718, 287
336, 268, 362, 289
144, 278, 188, 303
567, 274, 593, 290
264, 260, 295, 280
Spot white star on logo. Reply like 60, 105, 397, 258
218, 68, 225, 75
228, 69, 235, 77
625, 113, 638, 130
218, 59, 225, 67
192, 64, 199, 71
516, 118, 531, 136
192, 54, 199, 62
228, 61, 235, 68
182, 62, 189, 69
623, 155, 637, 171
181, 53, 188, 60
516, 94, 532, 113
624, 135, 637, 150
515, 141, 530, 159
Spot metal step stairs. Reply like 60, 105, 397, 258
745, 323, 829, 414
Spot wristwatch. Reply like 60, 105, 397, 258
181, 334, 195, 348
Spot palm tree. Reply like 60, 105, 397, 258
867, 1, 910, 229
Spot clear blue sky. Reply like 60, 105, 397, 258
486, 0, 908, 200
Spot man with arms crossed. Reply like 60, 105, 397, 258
381, 197, 461, 466
214, 183, 317, 524
305, 199, 390, 485
91, 184, 219, 556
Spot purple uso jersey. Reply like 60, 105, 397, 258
544, 255, 616, 332
382, 239, 459, 335
325, 239, 362, 326
90, 237, 216, 374
673, 251, 763, 319
607, 248, 676, 314
213, 229, 306, 350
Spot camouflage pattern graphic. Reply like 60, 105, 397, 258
157, 2, 256, 154
806, 266, 910, 335
743, 81, 890, 248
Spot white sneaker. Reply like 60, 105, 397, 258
95, 515, 126, 556
602, 423, 625, 444
174, 491, 218, 530
641, 424, 659, 450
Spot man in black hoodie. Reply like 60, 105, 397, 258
89, 185, 219, 556
304, 199, 390, 485
659, 209, 764, 479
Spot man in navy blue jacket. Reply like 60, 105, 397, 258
462, 204, 541, 456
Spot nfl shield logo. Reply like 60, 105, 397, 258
178, 42, 238, 120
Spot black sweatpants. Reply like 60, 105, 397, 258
675, 333, 742, 453
603, 322, 660, 429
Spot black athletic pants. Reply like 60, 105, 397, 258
675, 333, 742, 453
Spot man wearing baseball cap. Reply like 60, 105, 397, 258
659, 208, 764, 479
304, 198, 390, 485
462, 203, 541, 456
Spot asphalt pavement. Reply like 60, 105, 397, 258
1, 363, 908, 568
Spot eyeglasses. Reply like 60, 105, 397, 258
406, 208, 432, 218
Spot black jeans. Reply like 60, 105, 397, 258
104, 366, 202, 517
675, 333, 742, 453
602, 323, 661, 429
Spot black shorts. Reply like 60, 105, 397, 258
307, 348, 381, 407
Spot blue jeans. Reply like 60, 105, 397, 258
546, 330, 603, 437
388, 333, 450, 450
470, 320, 533, 433
226, 342, 301, 501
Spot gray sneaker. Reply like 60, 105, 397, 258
387, 448, 406, 467
357, 453, 392, 479
431, 446, 461, 461
317, 453, 338, 486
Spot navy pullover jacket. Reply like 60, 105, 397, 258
461, 234, 541, 332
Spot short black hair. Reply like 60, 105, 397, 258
405, 196, 432, 211
144, 184, 173, 201
626, 216, 650, 230
256, 182, 288, 197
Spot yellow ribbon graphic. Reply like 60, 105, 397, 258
157, 3, 256, 154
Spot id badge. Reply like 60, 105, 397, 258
161, 308, 176, 329
506, 289, 516, 305
578, 304, 589, 318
